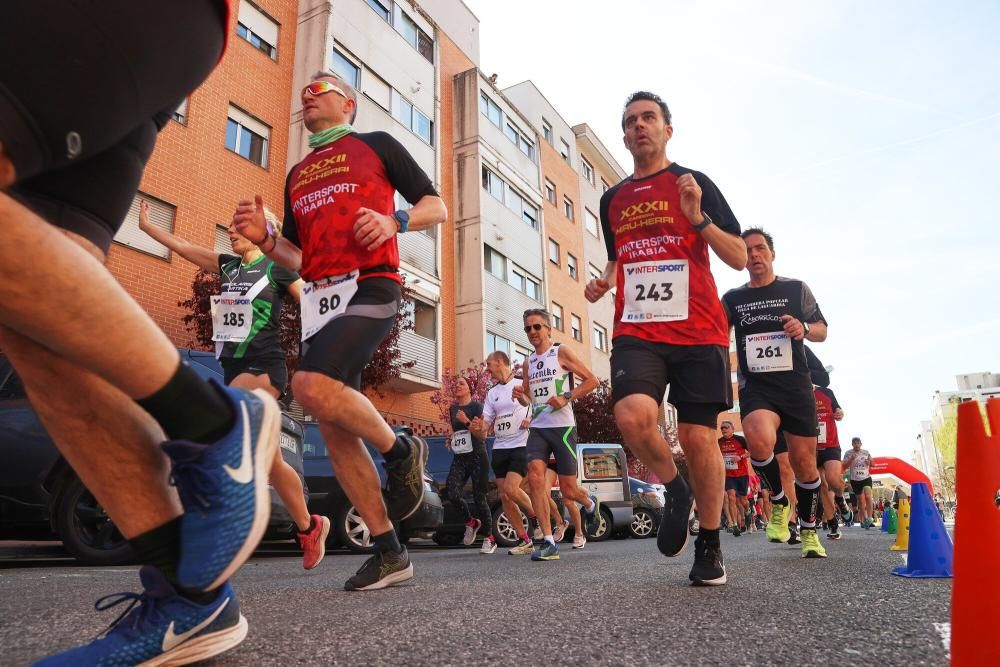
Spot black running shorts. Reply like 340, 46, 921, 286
740, 382, 819, 438
491, 447, 528, 479
527, 427, 578, 476
0, 0, 226, 252
774, 430, 788, 455
609, 336, 732, 428
298, 278, 401, 390
850, 477, 873, 495
221, 355, 289, 395
725, 476, 749, 496
817, 446, 842, 466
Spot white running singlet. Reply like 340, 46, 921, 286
482, 377, 530, 450
527, 343, 576, 429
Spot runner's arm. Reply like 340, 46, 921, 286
286, 279, 305, 303
698, 223, 747, 270
556, 345, 599, 403
585, 261, 617, 302
399, 194, 447, 232
138, 200, 220, 273
232, 195, 303, 271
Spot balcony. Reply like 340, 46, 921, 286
387, 329, 440, 393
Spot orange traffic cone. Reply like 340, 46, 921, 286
889, 497, 910, 551
951, 398, 1000, 666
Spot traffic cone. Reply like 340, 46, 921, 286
880, 507, 889, 532
892, 485, 951, 579
889, 497, 910, 551
951, 398, 1000, 666
887, 506, 898, 534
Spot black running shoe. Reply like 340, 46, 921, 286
689, 538, 727, 586
383, 434, 427, 521
787, 522, 800, 545
657, 476, 693, 557
344, 547, 414, 591
732, 525, 742, 537
584, 495, 602, 537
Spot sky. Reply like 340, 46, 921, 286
464, 0, 1000, 463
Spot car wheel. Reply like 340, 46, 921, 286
589, 507, 614, 542
492, 507, 527, 548
334, 503, 375, 554
55, 476, 134, 566
630, 508, 655, 539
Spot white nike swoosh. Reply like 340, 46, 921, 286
223, 402, 253, 484
161, 597, 230, 652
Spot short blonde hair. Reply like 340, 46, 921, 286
263, 206, 283, 234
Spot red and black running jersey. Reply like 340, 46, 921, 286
718, 435, 750, 478
600, 163, 740, 347
282, 131, 438, 283
814, 385, 842, 450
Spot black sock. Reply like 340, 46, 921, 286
373, 529, 402, 555
299, 516, 315, 534
136, 362, 235, 443
383, 435, 410, 462
697, 527, 720, 547
751, 454, 783, 501
128, 518, 181, 584
796, 478, 822, 528
664, 472, 689, 498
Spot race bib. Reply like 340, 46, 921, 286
818, 421, 828, 444
211, 294, 253, 342
452, 430, 473, 454
494, 413, 516, 438
300, 271, 359, 341
745, 332, 793, 373
724, 453, 739, 471
622, 260, 689, 322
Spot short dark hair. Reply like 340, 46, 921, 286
487, 350, 510, 366
622, 91, 671, 129
721, 421, 734, 429
741, 227, 774, 252
522, 308, 550, 326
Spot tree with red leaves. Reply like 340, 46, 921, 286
178, 271, 415, 393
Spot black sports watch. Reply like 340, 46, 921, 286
692, 211, 713, 231
562, 390, 572, 401
393, 209, 410, 233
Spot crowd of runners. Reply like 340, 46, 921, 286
1, 3, 885, 663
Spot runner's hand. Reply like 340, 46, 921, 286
520, 418, 531, 430
512, 385, 526, 402
456, 409, 469, 425
781, 314, 807, 341
546, 395, 568, 410
585, 278, 610, 303
233, 195, 268, 244
354, 207, 397, 251
834, 408, 845, 421
138, 200, 152, 233
676, 173, 703, 223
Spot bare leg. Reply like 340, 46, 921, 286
498, 475, 525, 537
317, 421, 392, 537
527, 460, 551, 536
613, 395, 680, 486
677, 423, 725, 531
777, 453, 799, 522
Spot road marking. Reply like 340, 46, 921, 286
933, 622, 950, 659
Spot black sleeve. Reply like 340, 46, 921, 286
268, 262, 300, 292
800, 281, 827, 325
599, 182, 623, 260
281, 169, 300, 249
735, 435, 749, 449
217, 253, 239, 274
356, 131, 439, 204
692, 170, 740, 235
720, 290, 735, 326
823, 387, 842, 411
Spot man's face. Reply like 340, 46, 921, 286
622, 100, 672, 161
485, 357, 505, 381
523, 314, 551, 349
720, 424, 734, 437
744, 234, 774, 280
852, 440, 862, 451
301, 78, 354, 132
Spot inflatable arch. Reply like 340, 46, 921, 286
868, 456, 934, 495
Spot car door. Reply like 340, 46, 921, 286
578, 444, 626, 504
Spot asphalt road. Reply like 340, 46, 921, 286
0, 527, 952, 666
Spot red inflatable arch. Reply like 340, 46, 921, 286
868, 457, 934, 495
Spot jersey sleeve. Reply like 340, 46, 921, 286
268, 262, 300, 292
281, 169, 300, 249
482, 393, 496, 423
360, 131, 439, 204
735, 435, 749, 452
800, 281, 827, 325
827, 388, 842, 411
693, 171, 740, 235
599, 183, 622, 261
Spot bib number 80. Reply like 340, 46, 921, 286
318, 295, 341, 315
634, 282, 674, 302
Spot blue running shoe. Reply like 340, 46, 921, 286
34, 566, 247, 666
530, 541, 560, 561
163, 381, 280, 592
584, 495, 602, 537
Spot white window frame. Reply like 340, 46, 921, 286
581, 157, 595, 185
237, 0, 279, 60
226, 104, 270, 168
585, 208, 599, 237
571, 314, 582, 342
548, 238, 560, 266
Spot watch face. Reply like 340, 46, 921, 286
395, 210, 409, 223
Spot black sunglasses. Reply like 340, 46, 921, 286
523, 323, 545, 333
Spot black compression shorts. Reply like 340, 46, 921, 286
774, 430, 788, 455
0, 0, 225, 252
740, 382, 819, 438
817, 446, 842, 466
725, 476, 749, 496
298, 277, 401, 389
527, 427, 578, 476
491, 447, 527, 479
609, 336, 732, 428
850, 478, 873, 495
221, 355, 289, 395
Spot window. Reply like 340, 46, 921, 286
592, 324, 608, 352
363, 70, 391, 112
484, 245, 506, 280
214, 225, 231, 253
331, 47, 360, 87
392, 90, 433, 144
601, 178, 611, 193
237, 0, 278, 60
563, 196, 574, 221
567, 253, 578, 280
551, 302, 564, 331
517, 133, 535, 160
365, 0, 390, 21
487, 332, 512, 356
514, 345, 532, 369
399, 11, 433, 63
113, 194, 176, 260
581, 157, 595, 185
508, 266, 539, 300
571, 314, 582, 341
482, 166, 538, 230
544, 179, 556, 205
582, 447, 623, 480
559, 138, 571, 163
172, 98, 189, 125
403, 298, 437, 339
479, 92, 502, 128
588, 263, 602, 282
585, 208, 599, 236
225, 105, 270, 168
548, 238, 560, 265
542, 119, 553, 145
504, 122, 518, 144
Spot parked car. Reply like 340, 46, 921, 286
426, 438, 635, 547
628, 477, 664, 539
302, 423, 443, 553
0, 349, 307, 565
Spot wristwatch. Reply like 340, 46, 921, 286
393, 209, 410, 233
803, 321, 811, 337
692, 211, 713, 231
562, 390, 572, 401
